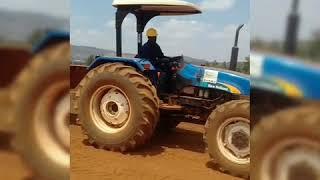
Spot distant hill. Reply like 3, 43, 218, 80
72, 45, 115, 60
71, 45, 211, 66
0, 9, 68, 43
72, 45, 249, 74
72, 45, 134, 60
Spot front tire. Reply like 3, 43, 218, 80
204, 100, 250, 178
78, 63, 159, 152
251, 104, 320, 180
12, 42, 70, 180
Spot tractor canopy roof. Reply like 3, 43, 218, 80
112, 0, 201, 56
112, 0, 202, 15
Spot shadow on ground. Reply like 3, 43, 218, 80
132, 126, 205, 156
81, 123, 206, 157
0, 132, 12, 151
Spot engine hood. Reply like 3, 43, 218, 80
178, 63, 250, 96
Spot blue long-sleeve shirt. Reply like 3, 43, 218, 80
139, 40, 164, 63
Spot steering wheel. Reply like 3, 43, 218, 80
156, 56, 184, 72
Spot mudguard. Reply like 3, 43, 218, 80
89, 56, 155, 72
32, 31, 70, 53
178, 64, 250, 96
89, 57, 249, 96
251, 53, 320, 100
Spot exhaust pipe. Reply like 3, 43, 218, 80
284, 0, 300, 55
230, 24, 244, 71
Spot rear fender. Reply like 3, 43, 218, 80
88, 56, 155, 72
32, 31, 70, 53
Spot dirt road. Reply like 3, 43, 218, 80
0, 123, 243, 180
71, 122, 242, 180
0, 134, 31, 180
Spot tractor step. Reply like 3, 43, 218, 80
160, 103, 183, 111
0, 88, 14, 133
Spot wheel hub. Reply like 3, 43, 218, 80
100, 88, 130, 127
225, 121, 250, 158
261, 139, 320, 180
106, 101, 119, 115
217, 117, 250, 164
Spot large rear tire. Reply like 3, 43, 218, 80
78, 63, 159, 152
251, 104, 320, 180
204, 100, 250, 179
12, 42, 70, 180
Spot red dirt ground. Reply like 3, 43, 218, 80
71, 122, 243, 180
0, 123, 244, 180
0, 134, 31, 180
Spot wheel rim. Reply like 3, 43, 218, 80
34, 80, 69, 168
54, 93, 70, 150
216, 117, 250, 164
260, 138, 320, 180
90, 85, 131, 133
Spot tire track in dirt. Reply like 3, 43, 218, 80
71, 122, 243, 180
0, 133, 31, 180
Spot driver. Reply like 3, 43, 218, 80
139, 28, 165, 65
140, 28, 175, 93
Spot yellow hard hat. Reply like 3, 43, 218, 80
146, 28, 158, 37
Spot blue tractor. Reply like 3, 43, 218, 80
70, 0, 250, 178
0, 31, 70, 180
250, 1, 320, 179
250, 53, 320, 180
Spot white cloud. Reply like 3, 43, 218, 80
71, 16, 250, 61
252, 0, 320, 41
151, 19, 210, 39
200, 0, 236, 11
207, 24, 250, 61
0, 0, 69, 18
71, 28, 112, 49
105, 20, 115, 28
210, 24, 238, 39
149, 19, 249, 60
87, 29, 98, 35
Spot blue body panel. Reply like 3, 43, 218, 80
216, 71, 250, 95
251, 54, 320, 100
89, 57, 250, 96
178, 64, 250, 96
32, 31, 70, 53
89, 56, 155, 72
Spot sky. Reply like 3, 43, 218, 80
70, 0, 250, 61
1, 0, 318, 60
0, 0, 69, 18
252, 0, 320, 41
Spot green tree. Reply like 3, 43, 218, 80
212, 60, 218, 67
28, 29, 48, 46
308, 30, 320, 61
86, 54, 104, 65
222, 61, 227, 69
242, 56, 250, 74
0, 36, 5, 43
86, 55, 95, 65
298, 30, 320, 62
